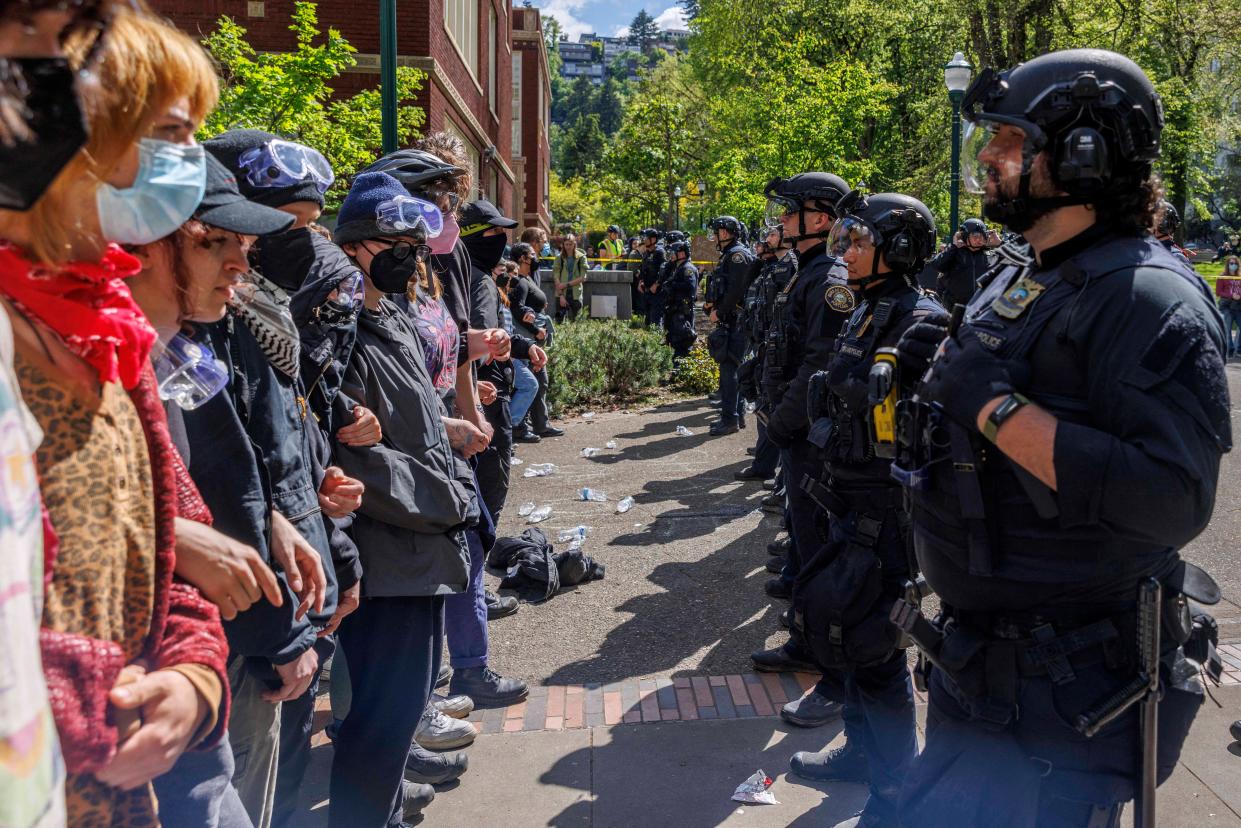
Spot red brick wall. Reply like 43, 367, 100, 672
150, 0, 528, 219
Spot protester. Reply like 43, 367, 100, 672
1217, 255, 1241, 357
552, 231, 588, 321
509, 241, 563, 441
0, 8, 230, 824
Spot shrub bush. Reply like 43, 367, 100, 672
669, 342, 718, 394
547, 318, 673, 412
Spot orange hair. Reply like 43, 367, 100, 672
0, 7, 219, 263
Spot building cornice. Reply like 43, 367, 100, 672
349, 53, 515, 184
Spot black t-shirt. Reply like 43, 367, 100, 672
430, 242, 473, 335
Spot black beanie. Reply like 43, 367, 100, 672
203, 128, 328, 210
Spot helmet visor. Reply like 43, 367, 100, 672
764, 197, 797, 229
239, 139, 335, 193
374, 195, 444, 238
963, 119, 1029, 196
827, 216, 878, 258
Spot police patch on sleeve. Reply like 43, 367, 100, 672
731, 252, 746, 264
824, 284, 857, 312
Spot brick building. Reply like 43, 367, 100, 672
151, 0, 550, 230
510, 7, 551, 234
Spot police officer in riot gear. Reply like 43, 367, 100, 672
893, 49, 1230, 827
704, 216, 755, 435
788, 192, 944, 826
637, 228, 665, 327
750, 172, 852, 670
738, 225, 798, 481
663, 240, 698, 359
927, 216, 997, 308
1154, 200, 1191, 264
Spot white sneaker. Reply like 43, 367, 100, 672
432, 693, 474, 719
415, 707, 476, 750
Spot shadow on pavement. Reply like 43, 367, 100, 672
542, 718, 864, 828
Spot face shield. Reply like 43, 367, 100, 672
963, 118, 1038, 196
826, 215, 878, 259
764, 196, 798, 229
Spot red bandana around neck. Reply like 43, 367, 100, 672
0, 243, 157, 389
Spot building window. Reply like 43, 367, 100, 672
444, 0, 478, 80
488, 6, 497, 115
445, 120, 480, 193
511, 51, 523, 156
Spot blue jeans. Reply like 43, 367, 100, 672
510, 358, 538, 425
153, 734, 253, 828
445, 491, 495, 669
1224, 306, 1241, 355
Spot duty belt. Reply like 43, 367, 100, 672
800, 476, 903, 520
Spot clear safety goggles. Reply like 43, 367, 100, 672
238, 139, 335, 193
826, 215, 878, 258
153, 333, 229, 411
375, 195, 444, 238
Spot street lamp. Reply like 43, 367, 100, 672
944, 51, 973, 236
673, 184, 683, 231
696, 179, 706, 230
379, 0, 398, 153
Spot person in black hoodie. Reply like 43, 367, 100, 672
507, 242, 561, 441
204, 129, 379, 828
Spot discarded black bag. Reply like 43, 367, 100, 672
487, 527, 550, 571
498, 542, 606, 603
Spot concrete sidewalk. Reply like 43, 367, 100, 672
292, 367, 1241, 826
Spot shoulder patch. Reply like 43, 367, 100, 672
824, 284, 857, 313
731, 252, 746, 264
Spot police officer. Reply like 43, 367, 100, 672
637, 228, 665, 327
704, 216, 755, 435
788, 191, 943, 826
926, 216, 997, 308
600, 224, 626, 270
1154, 200, 1191, 264
738, 225, 798, 481
894, 49, 1230, 826
663, 240, 698, 359
750, 172, 851, 664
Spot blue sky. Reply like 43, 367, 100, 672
529, 0, 688, 41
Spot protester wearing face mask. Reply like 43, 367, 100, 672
1216, 255, 1241, 358
0, 9, 232, 825
329, 171, 481, 826
205, 128, 375, 828
459, 201, 547, 626
494, 258, 541, 442
128, 152, 298, 828
0, 0, 132, 822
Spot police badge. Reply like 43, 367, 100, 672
825, 284, 857, 312
991, 276, 1046, 319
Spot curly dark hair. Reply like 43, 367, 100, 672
1095, 165, 1163, 237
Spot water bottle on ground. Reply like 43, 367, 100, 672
616, 496, 635, 514
579, 487, 608, 502
527, 505, 552, 523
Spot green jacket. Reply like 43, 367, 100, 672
553, 249, 590, 300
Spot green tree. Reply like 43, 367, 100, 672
201, 2, 425, 210
596, 78, 625, 135
548, 169, 607, 230
559, 114, 606, 179
555, 74, 597, 128
628, 10, 659, 56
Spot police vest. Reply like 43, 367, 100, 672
908, 235, 1218, 586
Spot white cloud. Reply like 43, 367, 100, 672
534, 0, 595, 40
652, 5, 687, 30
613, 25, 631, 38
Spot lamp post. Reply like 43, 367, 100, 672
944, 51, 973, 236
673, 185, 683, 231
696, 179, 706, 231
380, 0, 398, 153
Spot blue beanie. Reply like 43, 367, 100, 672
334, 171, 419, 246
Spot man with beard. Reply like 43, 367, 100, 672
894, 49, 1230, 826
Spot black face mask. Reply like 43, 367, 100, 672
463, 232, 508, 272
366, 246, 421, 294
253, 226, 317, 293
496, 274, 512, 289
0, 58, 88, 211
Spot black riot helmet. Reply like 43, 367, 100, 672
641, 227, 661, 242
961, 49, 1164, 229
763, 173, 852, 243
1157, 200, 1180, 237
707, 216, 746, 247
829, 191, 937, 285
668, 240, 690, 258
362, 149, 467, 203
665, 230, 687, 244
961, 217, 987, 236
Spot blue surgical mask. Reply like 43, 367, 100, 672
97, 138, 207, 244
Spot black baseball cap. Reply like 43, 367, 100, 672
194, 155, 296, 236
459, 199, 518, 237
